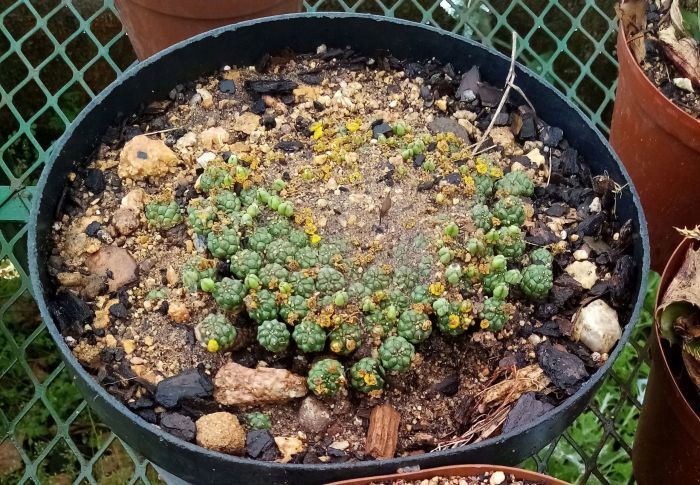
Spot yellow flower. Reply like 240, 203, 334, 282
364, 373, 378, 386
480, 319, 490, 329
207, 339, 220, 353
475, 158, 488, 175
463, 175, 475, 187
429, 282, 445, 296
346, 120, 361, 132
490, 167, 504, 179
313, 127, 324, 140
448, 314, 460, 329
310, 234, 322, 245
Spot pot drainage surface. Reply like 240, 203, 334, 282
0, 1, 649, 485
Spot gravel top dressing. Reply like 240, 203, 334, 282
48, 45, 636, 464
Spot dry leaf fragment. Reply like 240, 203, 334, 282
378, 193, 392, 223
615, 0, 648, 63
658, 25, 700, 86
657, 243, 700, 342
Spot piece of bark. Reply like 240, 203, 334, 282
365, 404, 400, 459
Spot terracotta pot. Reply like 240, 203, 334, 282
632, 238, 700, 484
325, 464, 569, 485
609, 27, 700, 271
115, 0, 302, 59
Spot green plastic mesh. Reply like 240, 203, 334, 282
0, 1, 649, 483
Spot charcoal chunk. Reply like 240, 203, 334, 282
246, 430, 279, 460
85, 221, 101, 237
432, 374, 459, 396
577, 212, 605, 237
50, 290, 93, 337
541, 125, 564, 147
503, 392, 554, 433
84, 169, 106, 194
244, 79, 298, 95
610, 255, 636, 307
536, 343, 588, 395
108, 302, 128, 319
218, 79, 236, 94
372, 122, 393, 139
275, 140, 304, 153
155, 368, 214, 408
160, 412, 195, 441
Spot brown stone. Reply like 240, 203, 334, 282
167, 301, 190, 323
232, 112, 261, 135
214, 362, 307, 406
118, 135, 178, 180
199, 127, 229, 149
87, 246, 138, 292
195, 412, 246, 455
112, 207, 140, 236
365, 404, 400, 459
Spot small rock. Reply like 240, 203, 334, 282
122, 339, 136, 354
541, 125, 564, 147
218, 79, 236, 94
233, 112, 261, 135
87, 246, 138, 292
166, 266, 178, 286
84, 168, 106, 194
121, 188, 146, 211
168, 302, 191, 323
246, 430, 279, 460
50, 290, 93, 337
160, 412, 196, 441
57, 272, 83, 287
196, 151, 216, 167
196, 88, 213, 108
372, 122, 393, 139
118, 135, 179, 181
589, 197, 602, 213
108, 302, 128, 319
81, 274, 107, 300
244, 79, 298, 95
298, 396, 331, 434
573, 249, 588, 261
155, 367, 214, 408
214, 362, 307, 406
502, 392, 554, 433
572, 299, 621, 354
175, 131, 197, 150
673, 77, 694, 92
525, 148, 546, 167
112, 207, 140, 236
274, 436, 305, 464
85, 221, 101, 237
275, 140, 304, 153
489, 126, 516, 155
195, 412, 245, 455
427, 117, 470, 142
199, 127, 229, 149
536, 343, 588, 395
432, 374, 459, 396
329, 440, 349, 451
565, 261, 597, 289
489, 471, 506, 485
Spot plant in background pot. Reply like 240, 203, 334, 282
610, 0, 700, 270
115, 0, 302, 59
632, 229, 700, 484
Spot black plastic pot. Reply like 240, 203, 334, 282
28, 13, 650, 485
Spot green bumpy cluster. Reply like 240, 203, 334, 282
187, 202, 217, 235
292, 319, 327, 353
246, 289, 279, 323
199, 164, 232, 193
474, 174, 494, 198
279, 295, 309, 324
207, 226, 241, 259
181, 256, 217, 292
479, 297, 509, 331
296, 246, 319, 268
265, 239, 297, 266
307, 359, 346, 396
379, 336, 415, 372
496, 171, 534, 196
244, 412, 271, 430
530, 247, 554, 266
195, 313, 237, 352
229, 249, 263, 278
328, 322, 361, 355
349, 358, 385, 394
495, 225, 526, 260
362, 266, 392, 291
257, 319, 290, 353
259, 263, 289, 289
397, 309, 432, 344
482, 255, 521, 296
215, 190, 241, 213
492, 196, 525, 226
470, 203, 493, 231
145, 201, 182, 229
289, 271, 316, 298
247, 227, 274, 252
212, 277, 247, 311
435, 299, 473, 337
520, 264, 553, 300
364, 310, 395, 340
316, 266, 347, 295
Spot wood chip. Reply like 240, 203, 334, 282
365, 403, 400, 459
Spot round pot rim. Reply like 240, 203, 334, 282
617, 23, 700, 142
654, 238, 700, 425
28, 12, 650, 474
119, 0, 298, 19
325, 464, 570, 485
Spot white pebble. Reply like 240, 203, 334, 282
490, 471, 506, 485
566, 260, 598, 289
573, 249, 588, 261
589, 197, 602, 213
572, 299, 621, 354
196, 151, 216, 167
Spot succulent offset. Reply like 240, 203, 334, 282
195, 313, 237, 352
307, 359, 346, 396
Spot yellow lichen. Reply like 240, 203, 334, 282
429, 282, 445, 296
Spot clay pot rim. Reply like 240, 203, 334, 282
654, 237, 700, 425
123, 0, 296, 19
617, 22, 700, 148
325, 464, 570, 485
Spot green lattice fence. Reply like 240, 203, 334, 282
0, 1, 652, 483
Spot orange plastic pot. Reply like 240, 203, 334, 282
115, 0, 302, 59
632, 238, 700, 484
609, 27, 700, 271
325, 464, 569, 485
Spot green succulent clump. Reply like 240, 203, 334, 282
181, 256, 216, 292
244, 412, 271, 430
215, 190, 241, 213
318, 243, 343, 265
474, 174, 494, 198
187, 202, 217, 235
436, 300, 472, 337
292, 319, 327, 353
195, 313, 236, 352
199, 165, 231, 193
247, 227, 274, 252
267, 218, 291, 238
238, 187, 258, 206
279, 295, 309, 325
265, 239, 297, 266
328, 322, 362, 355
296, 246, 319, 268
288, 229, 309, 248
145, 201, 182, 229
289, 271, 317, 298
212, 277, 247, 311
207, 226, 241, 259
520, 264, 553, 300
348, 282, 370, 300
492, 196, 526, 226
259, 263, 289, 289
365, 310, 394, 340
470, 203, 493, 231
466, 237, 491, 258
445, 263, 463, 286
530, 247, 554, 266
496, 171, 534, 196
495, 225, 526, 260
379, 336, 415, 372
393, 266, 417, 290
246, 289, 279, 323
349, 358, 385, 395
397, 309, 432, 344
230, 249, 263, 279
362, 266, 392, 292
411, 285, 434, 306
307, 359, 346, 396
316, 266, 346, 295
388, 289, 410, 312
257, 319, 290, 353
479, 297, 509, 331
